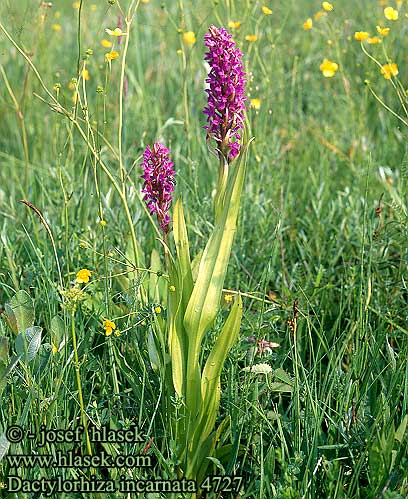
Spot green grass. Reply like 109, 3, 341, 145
0, 0, 407, 498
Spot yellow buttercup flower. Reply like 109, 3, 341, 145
155, 306, 162, 314
367, 36, 381, 44
101, 39, 112, 48
376, 26, 390, 36
105, 51, 119, 62
354, 31, 370, 41
76, 268, 92, 283
82, 69, 89, 80
224, 294, 233, 303
314, 10, 327, 20
169, 285, 176, 292
319, 59, 338, 77
303, 18, 313, 30
384, 7, 398, 20
250, 98, 261, 110
262, 6, 273, 15
380, 63, 398, 79
103, 318, 116, 336
322, 2, 333, 11
228, 21, 241, 29
52, 344, 58, 354
51, 24, 62, 32
245, 35, 258, 42
105, 27, 127, 37
183, 31, 196, 45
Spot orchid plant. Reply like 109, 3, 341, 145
142, 26, 251, 485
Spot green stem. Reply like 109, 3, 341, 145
71, 309, 92, 456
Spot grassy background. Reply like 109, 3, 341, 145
0, 0, 407, 497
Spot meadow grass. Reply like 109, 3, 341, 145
0, 0, 407, 498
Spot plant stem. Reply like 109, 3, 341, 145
71, 309, 92, 456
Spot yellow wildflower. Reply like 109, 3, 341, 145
103, 318, 116, 336
367, 36, 381, 44
68, 81, 76, 90
380, 63, 398, 79
52, 344, 58, 355
76, 268, 91, 283
155, 306, 162, 314
245, 35, 258, 41
322, 2, 334, 11
314, 10, 327, 20
224, 294, 233, 303
183, 31, 196, 45
228, 21, 241, 29
376, 25, 390, 36
101, 39, 113, 48
105, 51, 119, 62
72, 1, 80, 8
303, 18, 313, 30
262, 6, 273, 15
82, 69, 89, 80
250, 98, 261, 110
169, 285, 176, 292
354, 31, 370, 41
384, 7, 398, 20
319, 59, 338, 77
51, 24, 62, 32
105, 27, 127, 37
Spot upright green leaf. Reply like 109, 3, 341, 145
15, 326, 42, 363
7, 290, 34, 333
183, 144, 250, 411
196, 296, 242, 443
173, 196, 193, 306
167, 262, 186, 396
148, 248, 163, 302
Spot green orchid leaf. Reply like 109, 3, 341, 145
149, 248, 163, 303
173, 196, 193, 306
168, 261, 187, 397
198, 295, 242, 442
183, 143, 250, 412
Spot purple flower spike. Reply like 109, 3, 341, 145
203, 25, 247, 161
141, 142, 176, 233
